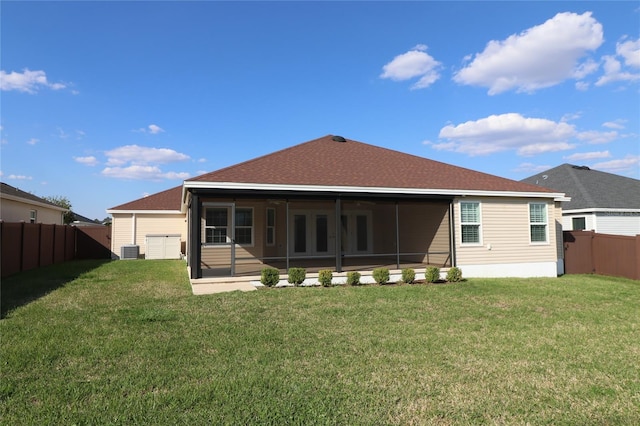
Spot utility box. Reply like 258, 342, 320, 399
145, 234, 181, 260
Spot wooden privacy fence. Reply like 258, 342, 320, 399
1, 222, 112, 278
563, 230, 640, 280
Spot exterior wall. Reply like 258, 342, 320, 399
594, 212, 640, 236
562, 211, 640, 236
454, 197, 559, 277
1, 198, 64, 224
110, 212, 186, 258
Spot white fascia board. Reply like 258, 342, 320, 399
563, 208, 640, 214
0, 193, 68, 212
183, 181, 569, 201
105, 209, 183, 215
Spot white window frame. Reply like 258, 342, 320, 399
233, 207, 254, 246
529, 202, 549, 244
266, 207, 276, 247
29, 209, 37, 224
203, 206, 254, 247
459, 201, 482, 245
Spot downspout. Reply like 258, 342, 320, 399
286, 200, 290, 271
395, 201, 400, 269
335, 197, 342, 273
449, 200, 456, 267
131, 213, 136, 245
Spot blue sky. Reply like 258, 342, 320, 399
2, 1, 639, 220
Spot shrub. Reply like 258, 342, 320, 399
260, 267, 280, 287
372, 267, 390, 285
401, 268, 416, 284
346, 271, 361, 286
287, 267, 306, 286
446, 267, 463, 283
318, 270, 333, 287
425, 266, 440, 283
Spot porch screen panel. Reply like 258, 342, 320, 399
356, 215, 368, 252
294, 214, 306, 253
316, 215, 328, 253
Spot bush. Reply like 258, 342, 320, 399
287, 267, 306, 286
346, 271, 361, 286
318, 270, 333, 287
372, 267, 390, 285
425, 266, 440, 283
401, 268, 416, 284
446, 267, 462, 283
260, 267, 280, 287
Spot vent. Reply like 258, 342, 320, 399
572, 165, 590, 171
332, 135, 346, 143
121, 245, 139, 260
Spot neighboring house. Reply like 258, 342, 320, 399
108, 135, 568, 278
522, 164, 640, 237
0, 182, 67, 225
69, 212, 103, 227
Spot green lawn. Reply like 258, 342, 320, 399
1, 260, 639, 425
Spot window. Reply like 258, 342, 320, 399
529, 203, 548, 243
234, 208, 253, 245
204, 207, 254, 245
460, 202, 481, 244
266, 208, 275, 246
29, 210, 37, 224
572, 217, 586, 231
205, 208, 228, 244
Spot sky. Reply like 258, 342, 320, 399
1, 1, 639, 221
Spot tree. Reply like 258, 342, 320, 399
42, 195, 74, 225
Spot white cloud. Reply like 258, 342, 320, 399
616, 37, 640, 68
513, 162, 552, 174
564, 151, 611, 161
435, 113, 576, 156
104, 145, 189, 166
74, 156, 99, 166
380, 44, 442, 89
576, 130, 618, 144
135, 124, 165, 134
102, 144, 190, 180
602, 120, 626, 130
26, 138, 39, 145
595, 54, 640, 86
592, 155, 640, 173
8, 174, 33, 180
197, 158, 207, 163
101, 165, 190, 181
575, 81, 590, 91
0, 69, 67, 94
453, 12, 603, 94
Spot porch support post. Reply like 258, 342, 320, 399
189, 193, 202, 279
335, 197, 342, 273
285, 200, 290, 271
230, 203, 236, 276
395, 201, 400, 269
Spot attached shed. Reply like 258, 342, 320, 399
145, 234, 182, 259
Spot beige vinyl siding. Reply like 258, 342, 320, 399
554, 201, 564, 261
455, 197, 558, 266
110, 214, 133, 257
0, 198, 64, 224
110, 213, 186, 258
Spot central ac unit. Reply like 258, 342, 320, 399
121, 245, 139, 260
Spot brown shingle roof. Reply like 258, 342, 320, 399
108, 186, 182, 211
188, 135, 555, 193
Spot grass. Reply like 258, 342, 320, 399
1, 260, 639, 425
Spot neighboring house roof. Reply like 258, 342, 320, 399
107, 186, 183, 212
521, 164, 640, 211
70, 211, 102, 226
0, 182, 67, 212
187, 135, 558, 194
